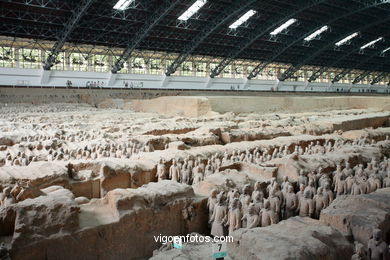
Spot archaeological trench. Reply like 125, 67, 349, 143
1, 89, 390, 260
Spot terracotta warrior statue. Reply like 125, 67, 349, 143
207, 189, 218, 221
240, 184, 252, 228
313, 187, 326, 219
368, 229, 389, 260
209, 193, 228, 237
351, 242, 366, 260
298, 189, 314, 218
180, 162, 191, 185
169, 159, 181, 182
156, 159, 167, 181
283, 185, 298, 219
226, 198, 241, 235
242, 203, 260, 229
260, 200, 277, 227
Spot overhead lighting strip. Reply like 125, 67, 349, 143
270, 18, 297, 36
178, 0, 207, 21
304, 25, 329, 41
335, 32, 359, 47
113, 0, 135, 10
360, 37, 384, 50
229, 10, 257, 29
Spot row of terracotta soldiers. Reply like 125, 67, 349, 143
207, 159, 390, 238
156, 136, 384, 184
1, 140, 155, 167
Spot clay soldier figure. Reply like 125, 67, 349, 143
304, 179, 316, 199
221, 152, 229, 165
180, 162, 191, 185
266, 178, 277, 197
384, 171, 390, 188
192, 161, 204, 185
169, 160, 181, 182
323, 183, 334, 206
269, 189, 281, 221
364, 163, 375, 178
244, 149, 253, 163
351, 243, 366, 260
252, 181, 264, 202
281, 176, 290, 194
227, 188, 239, 207
298, 170, 309, 187
214, 153, 222, 169
226, 198, 241, 235
156, 159, 167, 181
368, 174, 381, 193
343, 162, 354, 177
313, 187, 326, 219
240, 185, 252, 228
187, 155, 194, 172
252, 193, 264, 214
368, 229, 389, 260
359, 176, 370, 194
242, 203, 260, 229
297, 184, 306, 204
0, 187, 15, 207
204, 160, 214, 178
207, 189, 218, 222
0, 242, 10, 260
333, 164, 344, 186
351, 179, 363, 195
260, 200, 277, 227
209, 193, 228, 237
346, 173, 355, 194
197, 158, 205, 173
297, 189, 314, 218
335, 174, 348, 196
273, 183, 284, 204
284, 185, 298, 219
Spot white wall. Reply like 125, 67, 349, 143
0, 67, 388, 93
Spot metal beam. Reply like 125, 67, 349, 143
111, 0, 181, 74
165, 0, 256, 76
330, 48, 387, 83
371, 71, 389, 85
278, 15, 390, 81
43, 0, 96, 70
209, 0, 327, 78
353, 57, 390, 84
247, 0, 388, 80
353, 70, 374, 84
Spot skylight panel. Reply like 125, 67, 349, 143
178, 0, 207, 21
304, 25, 329, 41
360, 37, 384, 50
383, 46, 390, 53
229, 10, 257, 29
113, 0, 134, 10
270, 18, 297, 36
335, 32, 359, 47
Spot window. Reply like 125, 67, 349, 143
181, 62, 193, 76
0, 47, 15, 68
132, 57, 146, 74
19, 48, 41, 69
92, 54, 109, 72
